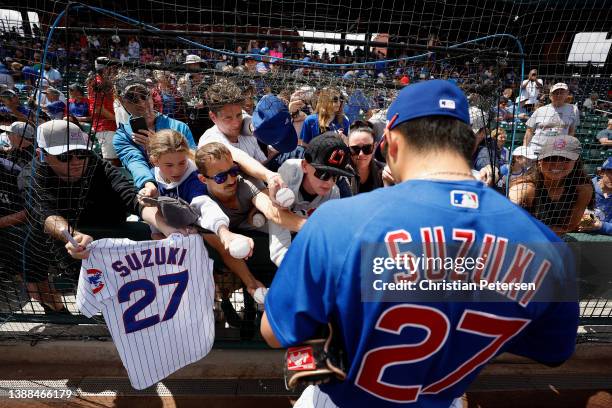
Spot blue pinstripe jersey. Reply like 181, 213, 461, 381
77, 234, 215, 390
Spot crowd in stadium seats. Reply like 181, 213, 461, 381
0, 33, 611, 321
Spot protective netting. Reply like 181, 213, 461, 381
0, 0, 611, 341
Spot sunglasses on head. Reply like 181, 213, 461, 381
313, 168, 338, 182
53, 150, 90, 163
349, 144, 374, 156
205, 164, 240, 184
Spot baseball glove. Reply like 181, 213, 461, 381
140, 196, 200, 229
284, 323, 347, 390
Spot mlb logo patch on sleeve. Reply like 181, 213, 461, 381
450, 190, 479, 209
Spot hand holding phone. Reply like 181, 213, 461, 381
130, 116, 148, 134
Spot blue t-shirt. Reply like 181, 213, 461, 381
300, 114, 350, 144
68, 98, 89, 117
266, 179, 578, 408
592, 176, 612, 235
597, 129, 612, 140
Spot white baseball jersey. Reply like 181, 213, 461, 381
76, 234, 215, 390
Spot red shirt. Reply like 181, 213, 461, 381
88, 75, 117, 132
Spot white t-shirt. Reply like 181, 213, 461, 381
526, 103, 580, 153
521, 78, 543, 105
198, 122, 266, 163
268, 159, 340, 266
76, 234, 215, 390
44, 68, 62, 84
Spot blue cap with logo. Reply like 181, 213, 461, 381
252, 94, 298, 153
386, 79, 470, 129
602, 157, 612, 170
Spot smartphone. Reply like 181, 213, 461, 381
130, 116, 148, 134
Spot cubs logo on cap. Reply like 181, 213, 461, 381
450, 190, 479, 209
304, 133, 354, 177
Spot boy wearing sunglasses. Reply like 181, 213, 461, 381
268, 133, 353, 266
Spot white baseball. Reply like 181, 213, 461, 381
252, 213, 266, 228
276, 187, 295, 208
229, 238, 251, 259
253, 287, 268, 305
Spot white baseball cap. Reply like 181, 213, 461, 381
37, 120, 91, 155
0, 121, 36, 140
512, 145, 537, 160
550, 82, 568, 93
183, 54, 202, 64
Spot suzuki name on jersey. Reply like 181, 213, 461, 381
111, 246, 189, 277
384, 227, 550, 306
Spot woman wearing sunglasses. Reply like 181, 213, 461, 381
509, 135, 593, 235
299, 87, 350, 145
347, 121, 384, 195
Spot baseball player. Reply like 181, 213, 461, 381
77, 233, 215, 390
261, 80, 579, 407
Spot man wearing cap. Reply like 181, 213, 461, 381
31, 78, 67, 109
20, 120, 190, 313
261, 79, 579, 408
579, 158, 612, 235
42, 88, 66, 120
0, 89, 33, 123
520, 69, 543, 110
597, 119, 612, 147
524, 82, 579, 153
113, 73, 196, 198
0, 121, 35, 168
267, 132, 353, 266
177, 54, 203, 100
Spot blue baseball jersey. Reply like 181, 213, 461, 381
265, 179, 579, 408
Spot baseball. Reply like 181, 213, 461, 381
276, 187, 295, 208
229, 238, 251, 259
252, 213, 266, 228
253, 287, 268, 305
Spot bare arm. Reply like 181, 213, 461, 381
0, 210, 26, 228
252, 191, 306, 232
599, 138, 612, 146
229, 145, 286, 204
261, 312, 283, 348
523, 127, 534, 146
555, 184, 594, 235
508, 182, 535, 208
202, 233, 262, 296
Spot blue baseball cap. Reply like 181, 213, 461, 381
386, 79, 470, 129
252, 95, 298, 153
602, 157, 612, 170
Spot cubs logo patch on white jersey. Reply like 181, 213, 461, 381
76, 234, 215, 390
